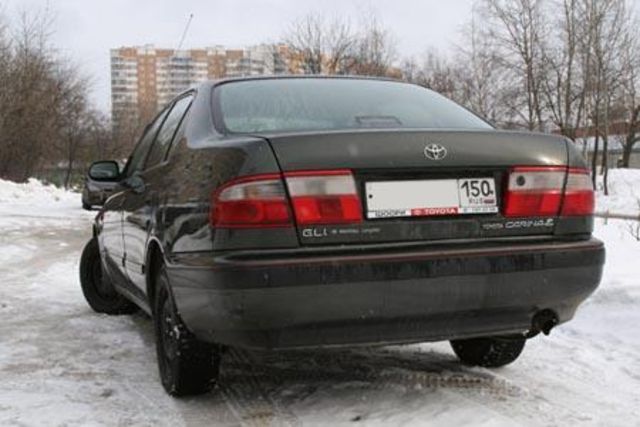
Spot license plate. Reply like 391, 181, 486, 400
365, 178, 498, 219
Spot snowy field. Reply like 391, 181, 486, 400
0, 174, 639, 427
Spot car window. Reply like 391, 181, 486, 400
215, 79, 492, 134
123, 108, 170, 177
145, 94, 193, 168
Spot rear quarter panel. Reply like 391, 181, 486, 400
155, 135, 299, 257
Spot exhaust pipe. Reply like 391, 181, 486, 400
528, 309, 559, 337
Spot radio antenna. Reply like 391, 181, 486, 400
176, 13, 194, 52
156, 13, 195, 111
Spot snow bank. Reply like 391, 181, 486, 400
593, 168, 640, 302
0, 178, 93, 224
593, 218, 640, 301
596, 169, 640, 215
0, 178, 79, 205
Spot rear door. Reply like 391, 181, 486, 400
263, 129, 570, 246
122, 93, 194, 291
116, 106, 171, 294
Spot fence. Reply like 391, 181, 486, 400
595, 212, 640, 221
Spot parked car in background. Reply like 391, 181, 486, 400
81, 161, 120, 209
79, 76, 604, 397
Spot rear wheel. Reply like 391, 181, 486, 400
79, 238, 137, 314
450, 336, 526, 368
82, 202, 91, 210
153, 264, 221, 396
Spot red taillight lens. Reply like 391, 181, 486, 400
504, 167, 565, 217
285, 170, 363, 225
561, 168, 594, 216
210, 174, 292, 228
504, 166, 594, 218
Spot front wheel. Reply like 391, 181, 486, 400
79, 238, 137, 314
450, 336, 526, 368
153, 265, 221, 396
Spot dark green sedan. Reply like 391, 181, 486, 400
79, 76, 604, 396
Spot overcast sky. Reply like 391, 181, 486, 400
3, 0, 475, 112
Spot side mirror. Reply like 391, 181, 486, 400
88, 160, 120, 181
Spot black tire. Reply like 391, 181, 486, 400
82, 202, 91, 210
79, 238, 137, 314
153, 264, 221, 396
450, 336, 526, 368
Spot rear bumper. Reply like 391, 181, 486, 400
167, 238, 605, 350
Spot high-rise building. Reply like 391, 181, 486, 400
110, 44, 292, 128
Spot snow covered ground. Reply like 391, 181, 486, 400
596, 169, 640, 216
0, 178, 639, 427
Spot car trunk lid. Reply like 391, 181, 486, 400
258, 129, 571, 245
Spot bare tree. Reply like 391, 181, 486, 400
480, 0, 546, 131
578, 0, 633, 190
621, 103, 640, 167
283, 11, 398, 77
283, 13, 355, 74
420, 52, 459, 100
403, 7, 512, 128
464, 0, 638, 184
540, 0, 589, 140
54, 65, 93, 188
618, 15, 640, 168
0, 8, 110, 186
402, 51, 458, 98
0, 11, 59, 182
347, 13, 397, 77
454, 6, 508, 125
85, 111, 115, 161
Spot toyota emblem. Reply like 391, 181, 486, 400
424, 144, 448, 160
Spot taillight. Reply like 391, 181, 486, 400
284, 170, 363, 225
504, 166, 594, 217
210, 174, 292, 228
561, 168, 594, 216
504, 167, 564, 217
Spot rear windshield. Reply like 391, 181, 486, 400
214, 78, 492, 134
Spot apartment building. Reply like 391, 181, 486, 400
110, 44, 291, 128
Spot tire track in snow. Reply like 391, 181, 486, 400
363, 348, 593, 426
210, 346, 591, 426
218, 348, 302, 427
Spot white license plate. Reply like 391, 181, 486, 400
365, 178, 498, 219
